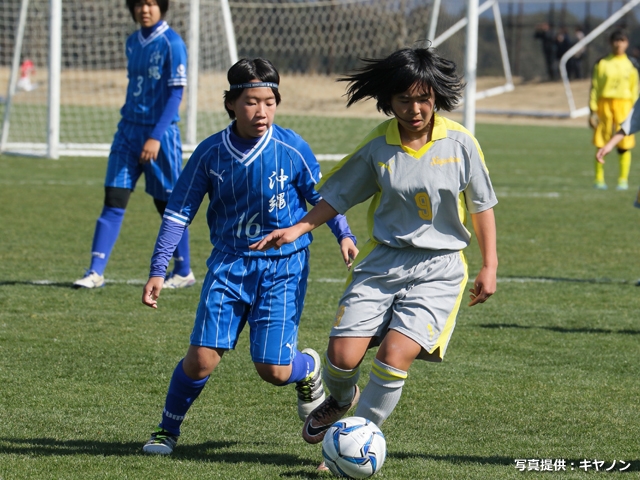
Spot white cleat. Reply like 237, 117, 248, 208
296, 348, 326, 421
73, 271, 105, 289
163, 270, 196, 289
142, 428, 178, 455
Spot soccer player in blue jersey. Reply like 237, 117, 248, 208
140, 58, 359, 455
252, 46, 497, 471
74, 0, 193, 289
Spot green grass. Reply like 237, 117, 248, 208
0, 103, 380, 153
1, 122, 640, 479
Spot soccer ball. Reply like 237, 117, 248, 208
321, 416, 386, 478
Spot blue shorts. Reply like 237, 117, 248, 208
105, 119, 183, 202
190, 248, 310, 365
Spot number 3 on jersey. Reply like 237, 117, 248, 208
414, 192, 433, 221
237, 212, 261, 238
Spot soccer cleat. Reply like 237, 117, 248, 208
142, 427, 178, 455
317, 461, 329, 471
73, 271, 105, 289
616, 181, 629, 191
295, 348, 326, 421
164, 270, 196, 289
593, 181, 608, 190
302, 385, 360, 444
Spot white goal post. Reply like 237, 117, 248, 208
0, 0, 496, 159
0, 0, 237, 158
4, 0, 640, 159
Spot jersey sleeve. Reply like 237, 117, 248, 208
150, 86, 183, 140
318, 146, 380, 214
631, 63, 639, 101
163, 140, 212, 226
462, 137, 498, 214
589, 60, 602, 112
325, 214, 357, 245
149, 219, 186, 277
288, 134, 323, 205
148, 146, 209, 276
285, 131, 357, 245
589, 58, 605, 112
167, 32, 187, 87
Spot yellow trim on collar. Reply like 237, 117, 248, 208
385, 113, 446, 158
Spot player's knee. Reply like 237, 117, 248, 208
617, 147, 628, 155
327, 336, 372, 370
154, 198, 167, 216
182, 346, 222, 379
104, 187, 131, 209
254, 363, 290, 385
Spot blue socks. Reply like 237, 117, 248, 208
88, 204, 191, 277
158, 353, 314, 435
160, 359, 209, 436
283, 350, 314, 385
89, 206, 125, 275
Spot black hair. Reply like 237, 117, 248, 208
126, 0, 169, 22
223, 58, 281, 119
338, 47, 464, 115
610, 29, 628, 43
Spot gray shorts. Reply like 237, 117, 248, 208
330, 243, 468, 362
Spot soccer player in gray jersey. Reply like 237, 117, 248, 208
251, 46, 498, 467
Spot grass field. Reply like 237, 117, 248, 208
0, 102, 383, 154
1, 121, 639, 479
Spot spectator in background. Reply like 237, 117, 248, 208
17, 59, 37, 92
535, 22, 557, 81
555, 27, 571, 69
567, 26, 586, 80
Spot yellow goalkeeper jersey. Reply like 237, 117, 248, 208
589, 53, 639, 112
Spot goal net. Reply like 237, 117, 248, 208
0, 0, 498, 159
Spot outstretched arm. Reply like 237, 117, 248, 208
250, 199, 339, 251
468, 208, 498, 307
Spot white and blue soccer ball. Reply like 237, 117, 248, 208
321, 416, 387, 479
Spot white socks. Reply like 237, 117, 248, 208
323, 351, 360, 406
355, 357, 407, 427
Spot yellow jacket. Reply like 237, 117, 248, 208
589, 54, 639, 112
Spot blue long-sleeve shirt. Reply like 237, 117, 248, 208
149, 123, 356, 276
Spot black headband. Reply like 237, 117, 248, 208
229, 82, 279, 90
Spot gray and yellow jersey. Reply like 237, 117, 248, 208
318, 114, 497, 251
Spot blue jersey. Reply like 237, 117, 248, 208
163, 123, 326, 258
121, 21, 187, 126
